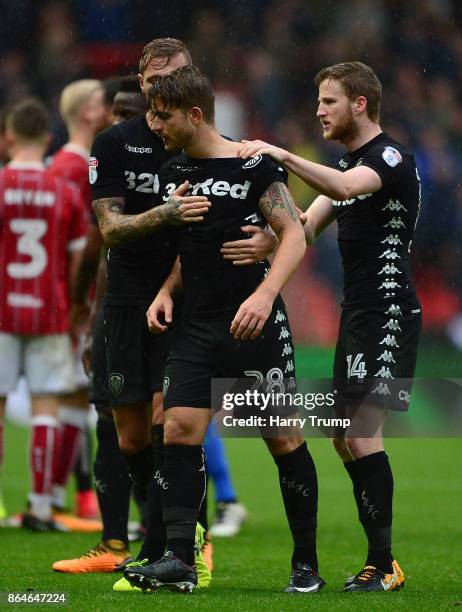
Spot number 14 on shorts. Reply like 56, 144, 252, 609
346, 353, 367, 380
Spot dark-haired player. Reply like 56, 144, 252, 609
113, 76, 147, 124
52, 77, 147, 574
52, 63, 206, 578
240, 61, 422, 592
125, 65, 324, 595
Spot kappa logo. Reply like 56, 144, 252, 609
125, 144, 153, 153
380, 334, 399, 348
278, 326, 290, 340
287, 376, 297, 390
281, 343, 293, 357
162, 376, 170, 398
385, 304, 403, 317
275, 310, 287, 324
379, 248, 401, 261
338, 158, 348, 168
384, 217, 406, 229
382, 319, 402, 332
374, 366, 394, 379
381, 234, 403, 246
372, 382, 391, 396
379, 263, 401, 275
377, 350, 396, 364
109, 373, 124, 396
284, 360, 295, 374
378, 279, 401, 290
382, 198, 407, 213
242, 155, 263, 169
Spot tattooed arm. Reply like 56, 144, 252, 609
93, 181, 211, 248
230, 182, 305, 340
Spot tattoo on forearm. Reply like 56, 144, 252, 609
92, 193, 194, 248
259, 182, 298, 233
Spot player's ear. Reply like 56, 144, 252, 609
188, 107, 202, 125
353, 95, 367, 115
4, 129, 16, 148
137, 73, 144, 94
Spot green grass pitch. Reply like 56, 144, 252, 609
1, 343, 461, 610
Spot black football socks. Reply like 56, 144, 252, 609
94, 416, 131, 545
345, 451, 394, 573
274, 442, 318, 572
162, 444, 206, 566
137, 425, 167, 562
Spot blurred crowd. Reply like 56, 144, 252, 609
1, 0, 461, 344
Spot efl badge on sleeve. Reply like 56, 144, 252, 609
382, 146, 402, 168
89, 157, 99, 184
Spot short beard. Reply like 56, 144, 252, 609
325, 108, 359, 143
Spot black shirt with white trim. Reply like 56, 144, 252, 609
90, 115, 177, 305
159, 153, 288, 319
333, 133, 421, 309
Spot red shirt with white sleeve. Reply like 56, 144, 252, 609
0, 162, 88, 335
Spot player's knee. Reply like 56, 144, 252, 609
117, 431, 149, 455
332, 436, 351, 461
164, 418, 195, 445
151, 392, 164, 426
344, 436, 366, 458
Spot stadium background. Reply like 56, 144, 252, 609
1, 0, 461, 609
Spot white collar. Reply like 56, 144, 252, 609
8, 161, 45, 170
63, 143, 90, 161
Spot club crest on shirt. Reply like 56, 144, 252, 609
242, 155, 262, 169
109, 372, 124, 396
382, 146, 402, 167
89, 157, 98, 184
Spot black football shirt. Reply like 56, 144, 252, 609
332, 133, 421, 309
159, 153, 288, 319
90, 114, 177, 305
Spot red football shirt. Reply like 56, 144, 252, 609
0, 162, 88, 335
50, 144, 92, 211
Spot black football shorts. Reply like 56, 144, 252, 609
104, 302, 170, 406
332, 297, 422, 411
89, 304, 108, 411
163, 296, 297, 412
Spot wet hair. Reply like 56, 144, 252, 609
148, 65, 214, 124
139, 37, 192, 74
315, 61, 382, 122
6, 98, 49, 141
